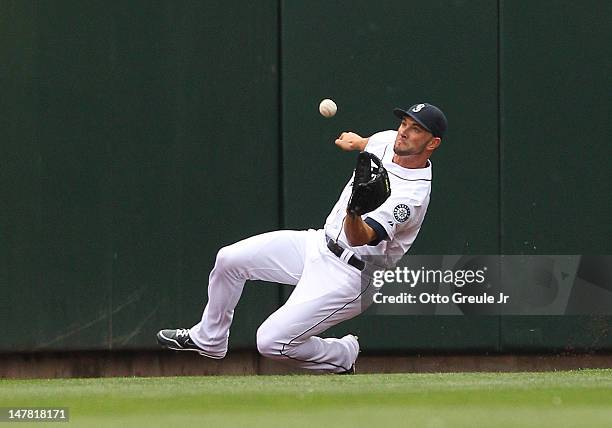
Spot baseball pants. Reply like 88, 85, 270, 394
189, 228, 370, 373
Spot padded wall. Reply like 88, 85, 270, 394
1, 1, 280, 351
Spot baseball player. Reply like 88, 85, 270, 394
157, 103, 447, 373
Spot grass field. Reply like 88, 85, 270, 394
2, 369, 612, 427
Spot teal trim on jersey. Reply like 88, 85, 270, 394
365, 217, 388, 246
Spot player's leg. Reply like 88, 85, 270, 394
185, 229, 312, 357
255, 234, 373, 373
256, 288, 364, 372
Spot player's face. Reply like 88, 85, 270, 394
394, 116, 434, 156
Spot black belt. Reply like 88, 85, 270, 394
326, 239, 365, 271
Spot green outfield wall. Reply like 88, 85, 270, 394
1, 0, 611, 353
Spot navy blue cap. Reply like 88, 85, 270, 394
393, 103, 448, 138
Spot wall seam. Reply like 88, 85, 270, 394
497, 0, 504, 353
277, 0, 285, 308
277, 0, 284, 231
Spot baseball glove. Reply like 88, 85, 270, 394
347, 151, 391, 216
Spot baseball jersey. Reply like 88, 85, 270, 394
323, 130, 432, 267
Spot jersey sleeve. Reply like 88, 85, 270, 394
365, 194, 422, 242
364, 217, 388, 245
364, 130, 396, 157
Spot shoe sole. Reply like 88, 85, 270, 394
156, 331, 224, 359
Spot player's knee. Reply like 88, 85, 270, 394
214, 245, 244, 272
256, 324, 284, 359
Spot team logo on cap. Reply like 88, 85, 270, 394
393, 204, 410, 223
411, 104, 426, 113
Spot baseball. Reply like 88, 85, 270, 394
319, 99, 337, 118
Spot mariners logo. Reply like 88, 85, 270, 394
411, 104, 426, 112
393, 204, 410, 223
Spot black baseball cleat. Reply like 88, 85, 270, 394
337, 364, 356, 375
156, 328, 221, 358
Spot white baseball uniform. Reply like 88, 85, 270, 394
189, 130, 432, 372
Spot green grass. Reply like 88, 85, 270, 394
2, 370, 612, 427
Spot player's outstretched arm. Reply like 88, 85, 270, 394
334, 132, 368, 151
343, 210, 377, 247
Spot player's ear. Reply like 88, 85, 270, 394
428, 137, 441, 150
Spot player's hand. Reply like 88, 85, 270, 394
334, 132, 368, 152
